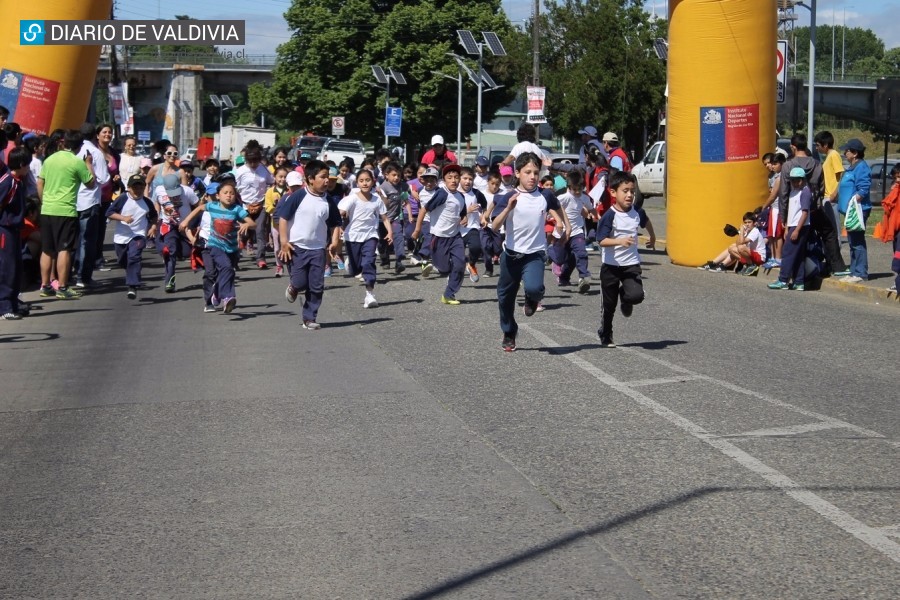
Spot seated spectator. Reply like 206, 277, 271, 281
698, 211, 767, 274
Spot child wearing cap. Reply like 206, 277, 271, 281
153, 173, 200, 293
106, 174, 158, 299
265, 166, 291, 277
473, 156, 491, 192
376, 161, 412, 274
412, 164, 467, 304
499, 165, 515, 193
411, 166, 439, 277
769, 167, 812, 290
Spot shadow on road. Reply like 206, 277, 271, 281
619, 339, 687, 350
0, 332, 60, 343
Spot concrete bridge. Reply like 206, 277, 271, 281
780, 77, 899, 135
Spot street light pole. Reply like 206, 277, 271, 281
476, 43, 483, 153
805, 0, 816, 139
384, 77, 391, 149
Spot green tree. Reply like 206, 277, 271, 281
538, 0, 667, 152
788, 25, 885, 79
255, 0, 528, 147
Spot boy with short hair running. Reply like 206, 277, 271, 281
106, 174, 158, 299
458, 166, 487, 283
376, 161, 411, 274
550, 170, 596, 293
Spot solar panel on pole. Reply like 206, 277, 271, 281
457, 29, 480, 55
389, 69, 407, 85
371, 65, 389, 84
479, 69, 498, 90
460, 63, 481, 86
209, 95, 222, 107
221, 95, 235, 109
482, 31, 506, 56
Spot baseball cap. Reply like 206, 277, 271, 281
475, 156, 489, 167
179, 160, 194, 169
328, 166, 339, 179
839, 138, 865, 153
140, 157, 153, 169
442, 163, 461, 176
235, 155, 245, 166
602, 131, 619, 143
286, 171, 304, 187
789, 167, 807, 179
578, 125, 598, 137
126, 174, 146, 187
431, 134, 445, 146
162, 173, 183, 197
299, 151, 314, 161
205, 182, 219, 196
422, 166, 440, 179
499, 165, 514, 177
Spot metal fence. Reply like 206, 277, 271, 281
100, 52, 277, 68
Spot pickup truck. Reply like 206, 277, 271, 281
320, 138, 368, 167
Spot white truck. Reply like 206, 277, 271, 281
319, 138, 368, 167
214, 126, 277, 162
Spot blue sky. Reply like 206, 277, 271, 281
117, 0, 899, 55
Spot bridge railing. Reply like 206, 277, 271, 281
99, 52, 277, 68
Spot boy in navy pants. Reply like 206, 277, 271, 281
106, 174, 158, 299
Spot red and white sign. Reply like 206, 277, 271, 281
776, 40, 788, 104
526, 86, 546, 124
0, 68, 60, 135
331, 116, 345, 136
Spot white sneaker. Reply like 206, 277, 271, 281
409, 256, 421, 266
355, 273, 365, 282
364, 294, 378, 308
842, 275, 864, 283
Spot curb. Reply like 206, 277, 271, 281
639, 235, 899, 305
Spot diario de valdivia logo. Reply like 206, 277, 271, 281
20, 21, 45, 45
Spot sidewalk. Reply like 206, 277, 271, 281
639, 197, 898, 304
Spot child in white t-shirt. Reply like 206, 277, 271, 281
698, 211, 768, 275
549, 171, 597, 293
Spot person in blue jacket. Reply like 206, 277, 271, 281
836, 138, 872, 282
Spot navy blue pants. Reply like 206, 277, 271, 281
779, 225, 809, 285
0, 226, 22, 314
404, 215, 419, 253
892, 235, 900, 291
480, 227, 502, 273
76, 205, 100, 283
378, 220, 405, 262
158, 228, 190, 281
497, 249, 546, 337
209, 247, 238, 300
114, 236, 147, 287
416, 221, 432, 259
200, 242, 220, 304
289, 246, 326, 322
347, 238, 378, 288
463, 229, 483, 267
548, 233, 590, 281
431, 235, 466, 299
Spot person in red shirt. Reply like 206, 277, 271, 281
420, 135, 458, 166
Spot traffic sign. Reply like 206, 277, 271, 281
137, 130, 151, 142
776, 40, 788, 104
385, 106, 402, 138
331, 116, 345, 137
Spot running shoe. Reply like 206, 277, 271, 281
127, 287, 137, 300
767, 280, 790, 289
833, 270, 851, 277
336, 259, 346, 270
395, 261, 406, 274
275, 265, 283, 278
203, 304, 216, 313
211, 293, 219, 308
710, 263, 726, 273
842, 275, 864, 283
257, 260, 268, 270
792, 284, 805, 291
55, 287, 81, 300
409, 256, 421, 266
364, 294, 378, 309
502, 335, 517, 352
285, 285, 298, 303
551, 263, 562, 277
421, 262, 433, 278
222, 297, 236, 314
302, 320, 321, 330
1, 312, 23, 320
597, 327, 615, 348
762, 259, 778, 270
535, 302, 545, 312
355, 273, 364, 282
888, 284, 897, 292
440, 295, 461, 305
39, 285, 55, 297
165, 275, 176, 293
324, 267, 333, 278
621, 302, 633, 317
742, 264, 760, 277
697, 261, 715, 270
522, 299, 537, 317
577, 278, 591, 293
467, 263, 479, 283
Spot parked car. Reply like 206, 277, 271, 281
320, 138, 367, 167
548, 152, 580, 166
290, 135, 330, 161
867, 159, 898, 205
475, 145, 555, 168
632, 140, 665, 196
180, 147, 197, 163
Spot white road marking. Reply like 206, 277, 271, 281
520, 324, 900, 564
726, 422, 844, 438
878, 525, 900, 539
621, 375, 706, 387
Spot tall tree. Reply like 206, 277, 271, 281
787, 25, 885, 79
254, 0, 528, 147
539, 0, 666, 152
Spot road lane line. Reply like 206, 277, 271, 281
520, 324, 900, 564
726, 422, 845, 438
621, 375, 706, 387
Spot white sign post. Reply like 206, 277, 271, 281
331, 116, 345, 137
776, 40, 788, 104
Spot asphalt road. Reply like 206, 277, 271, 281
1, 241, 898, 599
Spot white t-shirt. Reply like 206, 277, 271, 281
424, 189, 465, 238
787, 187, 811, 228
473, 172, 489, 192
338, 193, 387, 242
596, 206, 647, 267
460, 189, 483, 235
286, 192, 332, 250
494, 188, 555, 255
509, 141, 546, 161
745, 227, 767, 260
112, 195, 152, 244
558, 191, 592, 237
152, 185, 200, 224
76, 140, 110, 211
419, 186, 437, 223
199, 211, 211, 241
235, 163, 274, 206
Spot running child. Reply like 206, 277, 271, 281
595, 171, 650, 348
458, 166, 487, 283
265, 165, 290, 277
480, 172, 503, 277
106, 174, 158, 300
377, 161, 411, 274
339, 169, 392, 308
411, 166, 439, 277
276, 160, 342, 330
550, 170, 596, 293
412, 164, 466, 303
491, 152, 570, 352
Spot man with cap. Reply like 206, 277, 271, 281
154, 172, 199, 292
412, 163, 467, 304
835, 137, 872, 282
106, 174, 158, 299
602, 131, 633, 172
578, 126, 606, 166
74, 122, 111, 289
179, 159, 206, 198
420, 135, 458, 166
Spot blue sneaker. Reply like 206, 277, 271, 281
336, 259, 346, 271
768, 280, 789, 289
324, 266, 333, 278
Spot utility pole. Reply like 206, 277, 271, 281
532, 0, 540, 86
807, 0, 816, 140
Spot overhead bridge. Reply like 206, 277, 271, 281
781, 78, 899, 135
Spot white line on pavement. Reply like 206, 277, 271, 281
519, 323, 900, 565
726, 422, 844, 438
621, 375, 707, 387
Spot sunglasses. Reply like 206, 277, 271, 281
165, 151, 178, 157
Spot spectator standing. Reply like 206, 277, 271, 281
74, 123, 110, 288
118, 136, 142, 186
836, 138, 872, 282
420, 135, 458, 166
0, 146, 31, 319
577, 126, 606, 166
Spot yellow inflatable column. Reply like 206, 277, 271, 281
667, 0, 776, 266
0, 1, 113, 134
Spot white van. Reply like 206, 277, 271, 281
633, 141, 665, 196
